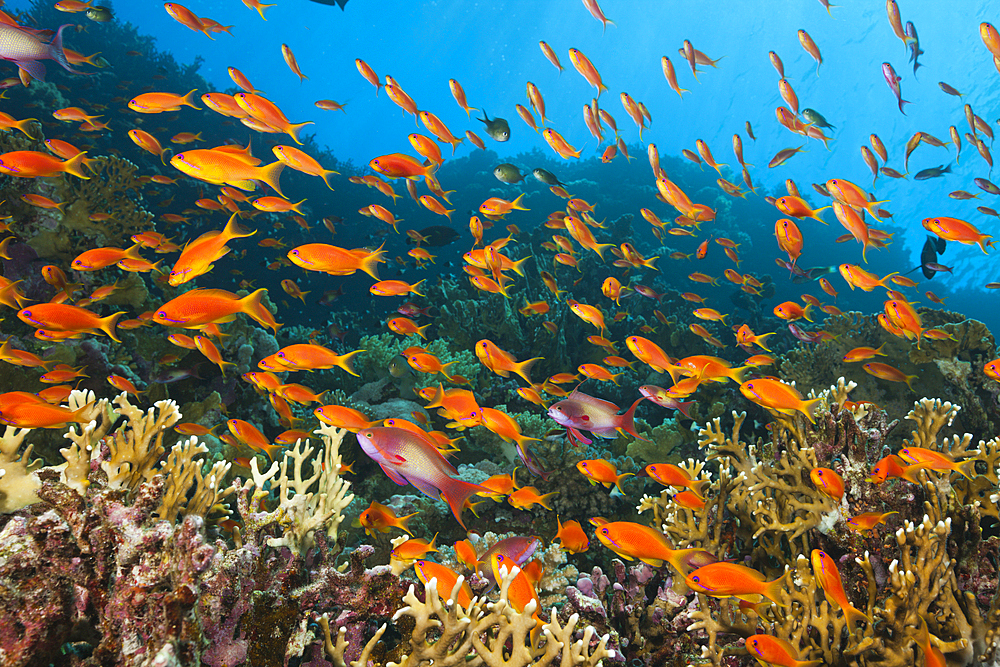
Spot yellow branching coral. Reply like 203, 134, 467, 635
246, 424, 355, 556
0, 424, 42, 513
319, 565, 615, 667
667, 384, 1000, 667
157, 436, 233, 523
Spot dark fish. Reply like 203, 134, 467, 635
478, 110, 510, 141
914, 164, 951, 180
905, 22, 924, 75
153, 367, 201, 383
308, 0, 348, 7
532, 167, 563, 186
790, 265, 836, 284
406, 225, 459, 247
802, 108, 835, 129
938, 82, 963, 98
919, 235, 946, 279
494, 163, 525, 183
86, 5, 112, 22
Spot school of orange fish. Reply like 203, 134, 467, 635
3, 0, 1000, 663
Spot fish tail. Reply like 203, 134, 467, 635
178, 88, 201, 110
439, 476, 489, 529
62, 151, 91, 180
802, 397, 824, 424
899, 98, 910, 114
514, 357, 542, 385
99, 311, 125, 343
13, 118, 37, 139
614, 472, 634, 493
511, 255, 533, 277
844, 603, 871, 629
618, 397, 647, 441
49, 25, 81, 74
756, 333, 775, 352
257, 160, 287, 198
802, 303, 814, 322
424, 383, 446, 409
320, 168, 338, 191
762, 569, 791, 607
285, 121, 316, 146
417, 323, 432, 340
240, 288, 282, 333
222, 212, 255, 240
954, 458, 978, 481
510, 192, 530, 211
359, 244, 385, 281
335, 349, 363, 377
689, 479, 709, 497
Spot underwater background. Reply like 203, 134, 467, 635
0, 0, 999, 665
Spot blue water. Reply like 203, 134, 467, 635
7, 0, 999, 329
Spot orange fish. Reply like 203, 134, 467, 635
745, 635, 822, 667
507, 485, 557, 510
314, 404, 378, 430
798, 29, 822, 74
539, 41, 563, 72
897, 446, 978, 480
740, 377, 823, 423
811, 549, 870, 629
839, 264, 898, 291
171, 148, 285, 196
577, 459, 633, 492
845, 511, 898, 533
0, 150, 89, 179
475, 339, 541, 384
863, 361, 917, 391
554, 516, 589, 553
281, 43, 307, 82
414, 560, 473, 609
686, 562, 789, 606
568, 47, 608, 96
153, 288, 280, 333
19, 303, 122, 342
169, 214, 254, 286
596, 521, 717, 571
922, 216, 993, 253
809, 467, 845, 501
358, 500, 417, 537
287, 243, 384, 279
129, 89, 200, 113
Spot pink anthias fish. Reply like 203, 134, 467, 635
548, 388, 646, 446
0, 23, 79, 81
638, 385, 695, 419
882, 62, 910, 115
477, 535, 542, 591
355, 426, 489, 529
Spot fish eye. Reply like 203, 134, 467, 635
691, 575, 700, 583
22, 310, 30, 316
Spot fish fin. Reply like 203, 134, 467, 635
761, 569, 790, 607
439, 477, 489, 529
617, 397, 647, 440
239, 288, 281, 333
378, 463, 408, 486
844, 602, 871, 630
99, 311, 124, 343
955, 458, 978, 481
256, 160, 287, 198
513, 357, 542, 385
61, 151, 91, 180
286, 121, 316, 145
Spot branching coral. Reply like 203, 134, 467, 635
320, 565, 615, 667
640, 381, 1000, 666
